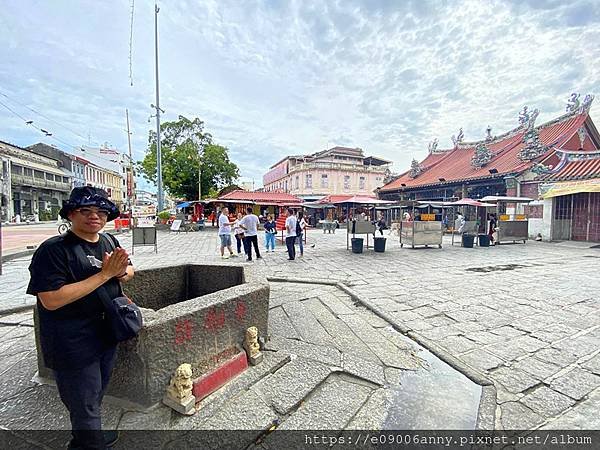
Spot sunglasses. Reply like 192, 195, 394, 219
75, 208, 110, 219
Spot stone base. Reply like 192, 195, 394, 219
162, 394, 196, 415
248, 352, 263, 366
193, 350, 248, 402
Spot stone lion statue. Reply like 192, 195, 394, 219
166, 363, 193, 400
244, 326, 260, 358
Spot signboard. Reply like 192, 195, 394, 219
136, 218, 155, 227
499, 214, 510, 221
516, 214, 527, 221
420, 213, 436, 221
132, 204, 156, 218
170, 219, 182, 231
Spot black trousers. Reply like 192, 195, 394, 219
54, 346, 117, 450
235, 233, 245, 254
286, 236, 296, 260
244, 235, 260, 260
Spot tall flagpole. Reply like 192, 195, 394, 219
154, 2, 163, 211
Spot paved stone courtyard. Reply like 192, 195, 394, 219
0, 227, 599, 442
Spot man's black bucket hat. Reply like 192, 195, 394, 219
59, 186, 120, 222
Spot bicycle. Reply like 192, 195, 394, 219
58, 221, 71, 234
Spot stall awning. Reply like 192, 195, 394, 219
176, 202, 191, 208
540, 180, 600, 199
449, 198, 495, 207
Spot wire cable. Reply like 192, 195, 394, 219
129, 0, 135, 86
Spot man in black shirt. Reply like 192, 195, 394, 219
27, 187, 134, 450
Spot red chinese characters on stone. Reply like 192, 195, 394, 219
204, 307, 225, 333
234, 301, 247, 323
174, 319, 194, 345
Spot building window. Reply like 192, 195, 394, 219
10, 164, 23, 175
306, 174, 312, 188
46, 173, 54, 181
63, 177, 69, 183
359, 176, 365, 189
295, 176, 299, 190
24, 168, 33, 176
344, 175, 350, 190
34, 170, 45, 179
321, 174, 328, 188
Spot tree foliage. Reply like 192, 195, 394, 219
139, 116, 240, 200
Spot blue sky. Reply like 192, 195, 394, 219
1, 0, 599, 191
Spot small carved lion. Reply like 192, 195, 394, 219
167, 363, 193, 400
244, 326, 261, 358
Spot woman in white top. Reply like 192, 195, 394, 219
297, 211, 307, 256
232, 212, 245, 255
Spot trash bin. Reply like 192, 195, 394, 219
351, 238, 364, 254
462, 234, 475, 248
374, 237, 386, 252
478, 234, 490, 247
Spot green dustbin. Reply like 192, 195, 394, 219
374, 237, 386, 252
478, 234, 490, 247
462, 234, 475, 248
351, 238, 364, 253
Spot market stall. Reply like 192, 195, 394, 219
481, 196, 533, 244
398, 201, 444, 249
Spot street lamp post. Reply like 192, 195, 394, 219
198, 145, 202, 200
154, 2, 163, 212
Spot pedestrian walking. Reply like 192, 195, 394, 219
239, 207, 261, 261
218, 207, 236, 259
296, 211, 307, 256
233, 212, 246, 255
264, 214, 276, 252
285, 208, 297, 260
26, 186, 135, 450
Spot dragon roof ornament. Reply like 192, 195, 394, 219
518, 126, 547, 161
471, 143, 493, 168
566, 92, 594, 114
428, 138, 439, 153
409, 158, 424, 178
451, 128, 464, 148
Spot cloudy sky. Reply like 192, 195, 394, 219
1, 0, 599, 190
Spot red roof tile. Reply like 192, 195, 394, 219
536, 150, 600, 182
219, 190, 302, 204
381, 111, 590, 192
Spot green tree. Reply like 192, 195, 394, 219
139, 116, 240, 200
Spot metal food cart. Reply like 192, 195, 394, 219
399, 201, 444, 249
481, 196, 533, 244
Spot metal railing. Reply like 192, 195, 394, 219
11, 174, 71, 192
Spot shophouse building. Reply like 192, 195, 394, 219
263, 146, 392, 201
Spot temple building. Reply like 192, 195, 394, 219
377, 94, 600, 242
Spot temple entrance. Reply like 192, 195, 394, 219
553, 193, 600, 242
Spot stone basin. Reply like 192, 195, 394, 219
34, 264, 269, 407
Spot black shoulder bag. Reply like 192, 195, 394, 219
72, 234, 143, 342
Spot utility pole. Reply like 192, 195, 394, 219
198, 145, 202, 201
154, 2, 163, 212
126, 109, 135, 227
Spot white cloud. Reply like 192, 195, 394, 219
0, 0, 598, 191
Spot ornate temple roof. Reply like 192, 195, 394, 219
380, 103, 597, 192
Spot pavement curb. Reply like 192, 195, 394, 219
2, 249, 36, 262
268, 275, 498, 431
0, 303, 35, 315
